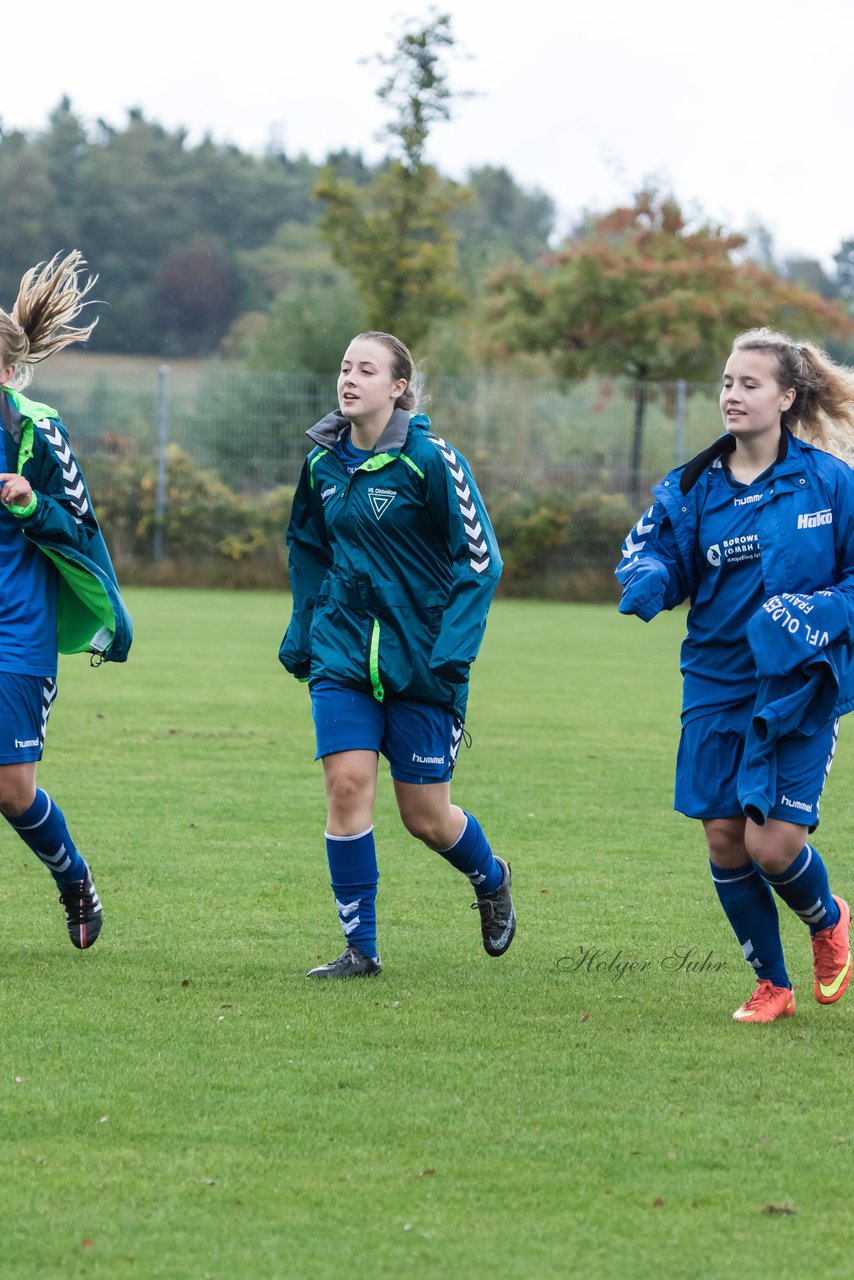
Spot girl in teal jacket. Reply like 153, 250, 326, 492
0, 252, 132, 951
280, 330, 515, 977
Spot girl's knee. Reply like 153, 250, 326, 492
703, 818, 748, 866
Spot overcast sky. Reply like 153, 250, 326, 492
4, 0, 850, 269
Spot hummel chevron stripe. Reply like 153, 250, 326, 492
430, 436, 491, 573
40, 678, 57, 743
34, 419, 89, 520
622, 507, 655, 558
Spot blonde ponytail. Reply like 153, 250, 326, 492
1, 251, 99, 389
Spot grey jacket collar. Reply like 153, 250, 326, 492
0, 389, 23, 445
306, 407, 411, 453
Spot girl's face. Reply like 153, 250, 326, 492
337, 338, 407, 428
720, 349, 795, 442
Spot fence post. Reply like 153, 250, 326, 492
675, 378, 687, 465
630, 381, 647, 505
153, 364, 170, 563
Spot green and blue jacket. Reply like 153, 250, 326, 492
279, 409, 502, 720
0, 386, 132, 663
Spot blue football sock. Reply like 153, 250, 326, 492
760, 844, 840, 936
437, 812, 503, 896
709, 860, 790, 988
6, 789, 88, 888
325, 827, 379, 959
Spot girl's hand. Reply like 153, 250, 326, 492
0, 473, 34, 508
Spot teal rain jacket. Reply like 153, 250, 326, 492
279, 409, 502, 721
0, 387, 132, 664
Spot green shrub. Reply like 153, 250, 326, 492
491, 485, 635, 599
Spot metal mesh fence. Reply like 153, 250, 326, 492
27, 363, 722, 595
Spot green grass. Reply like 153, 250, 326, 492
1, 590, 853, 1278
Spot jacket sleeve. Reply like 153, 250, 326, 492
279, 458, 333, 678
615, 499, 690, 621
13, 419, 101, 551
424, 438, 502, 683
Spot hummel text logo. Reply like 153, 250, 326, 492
781, 794, 811, 813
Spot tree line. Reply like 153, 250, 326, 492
1, 9, 852, 384
0, 93, 553, 361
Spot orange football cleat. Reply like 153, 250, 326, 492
732, 980, 795, 1023
812, 896, 852, 1005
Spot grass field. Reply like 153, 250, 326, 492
2, 589, 853, 1279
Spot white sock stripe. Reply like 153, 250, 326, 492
797, 902, 827, 924
335, 897, 361, 918
13, 792, 53, 831
44, 853, 72, 874
325, 826, 373, 842
341, 916, 361, 936
741, 938, 762, 970
771, 846, 813, 887
439, 814, 470, 854
710, 866, 758, 885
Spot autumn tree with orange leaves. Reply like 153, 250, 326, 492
486, 190, 852, 495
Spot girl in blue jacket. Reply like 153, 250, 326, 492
617, 328, 854, 1023
0, 253, 131, 951
280, 330, 515, 977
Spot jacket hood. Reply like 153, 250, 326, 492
306, 407, 416, 452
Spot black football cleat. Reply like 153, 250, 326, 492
307, 944, 382, 978
471, 857, 516, 957
59, 868, 103, 950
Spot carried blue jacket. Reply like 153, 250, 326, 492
279, 409, 502, 721
738, 590, 854, 823
0, 387, 132, 663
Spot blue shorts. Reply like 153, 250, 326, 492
0, 672, 57, 764
675, 702, 838, 827
310, 679, 462, 784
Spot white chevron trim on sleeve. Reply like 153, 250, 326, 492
34, 419, 89, 520
430, 436, 491, 572
621, 507, 655, 559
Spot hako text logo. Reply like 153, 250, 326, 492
797, 509, 832, 530
706, 544, 722, 567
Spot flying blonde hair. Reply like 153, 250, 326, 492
0, 251, 99, 389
